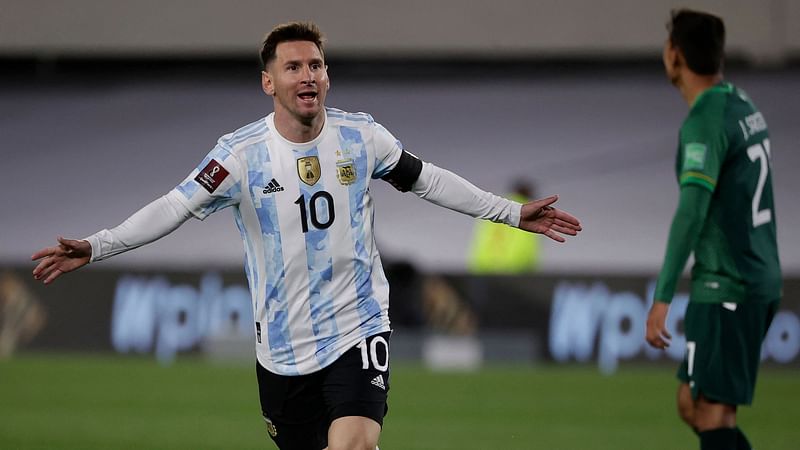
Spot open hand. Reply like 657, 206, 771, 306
518, 195, 582, 242
31, 237, 92, 284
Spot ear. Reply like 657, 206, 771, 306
664, 40, 684, 71
662, 41, 674, 67
261, 70, 274, 96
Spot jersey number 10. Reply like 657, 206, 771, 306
295, 192, 335, 233
747, 138, 772, 228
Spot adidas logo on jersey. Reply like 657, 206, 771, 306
371, 374, 386, 390
262, 178, 284, 194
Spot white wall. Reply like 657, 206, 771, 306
1, 0, 798, 64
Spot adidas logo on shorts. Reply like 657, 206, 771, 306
371, 374, 386, 390
263, 178, 284, 194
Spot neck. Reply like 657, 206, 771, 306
678, 71, 723, 106
273, 110, 325, 143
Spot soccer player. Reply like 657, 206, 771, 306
31, 22, 582, 450
646, 10, 781, 450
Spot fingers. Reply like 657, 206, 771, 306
646, 325, 671, 349
543, 230, 566, 243
31, 245, 58, 261
42, 268, 63, 285
528, 195, 559, 210
647, 336, 665, 349
32, 240, 66, 277
34, 260, 62, 283
57, 236, 82, 254
648, 333, 671, 349
33, 252, 60, 277
32, 237, 91, 284
553, 210, 582, 229
550, 223, 579, 236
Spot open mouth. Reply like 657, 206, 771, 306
298, 91, 318, 102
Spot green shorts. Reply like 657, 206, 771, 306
677, 299, 779, 405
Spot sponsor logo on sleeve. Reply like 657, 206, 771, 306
195, 159, 230, 194
683, 143, 707, 171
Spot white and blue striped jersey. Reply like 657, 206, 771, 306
173, 108, 401, 375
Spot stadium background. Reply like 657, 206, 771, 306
2, 1, 799, 449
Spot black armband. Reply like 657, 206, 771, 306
381, 151, 423, 192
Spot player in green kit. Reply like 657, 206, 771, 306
645, 9, 782, 450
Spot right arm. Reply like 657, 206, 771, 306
645, 185, 712, 349
32, 191, 193, 284
646, 107, 724, 349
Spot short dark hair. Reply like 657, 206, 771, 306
260, 21, 325, 70
667, 9, 725, 75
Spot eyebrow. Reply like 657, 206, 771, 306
283, 57, 324, 67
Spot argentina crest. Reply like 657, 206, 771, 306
336, 158, 357, 185
297, 156, 321, 186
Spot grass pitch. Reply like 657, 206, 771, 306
1, 354, 797, 449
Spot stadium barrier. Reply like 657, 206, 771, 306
2, 267, 797, 373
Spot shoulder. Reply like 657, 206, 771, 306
690, 85, 730, 120
325, 107, 376, 128
681, 86, 732, 140
217, 117, 270, 153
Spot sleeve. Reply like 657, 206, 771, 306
84, 190, 193, 262
677, 111, 727, 192
84, 142, 244, 262
368, 120, 520, 226
370, 122, 404, 179
411, 162, 522, 227
653, 185, 713, 303
172, 143, 244, 219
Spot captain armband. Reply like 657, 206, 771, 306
381, 151, 423, 192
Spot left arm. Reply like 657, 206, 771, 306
381, 151, 581, 241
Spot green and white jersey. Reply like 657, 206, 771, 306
677, 82, 781, 303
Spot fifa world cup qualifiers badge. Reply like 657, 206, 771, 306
195, 159, 230, 194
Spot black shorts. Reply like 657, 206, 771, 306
256, 331, 391, 450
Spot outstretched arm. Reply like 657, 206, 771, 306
400, 159, 581, 242
31, 190, 193, 285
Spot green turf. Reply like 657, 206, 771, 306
0, 355, 797, 449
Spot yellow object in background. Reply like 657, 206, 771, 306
468, 192, 540, 274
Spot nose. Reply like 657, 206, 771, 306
301, 65, 315, 84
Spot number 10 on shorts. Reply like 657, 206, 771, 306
356, 335, 389, 371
